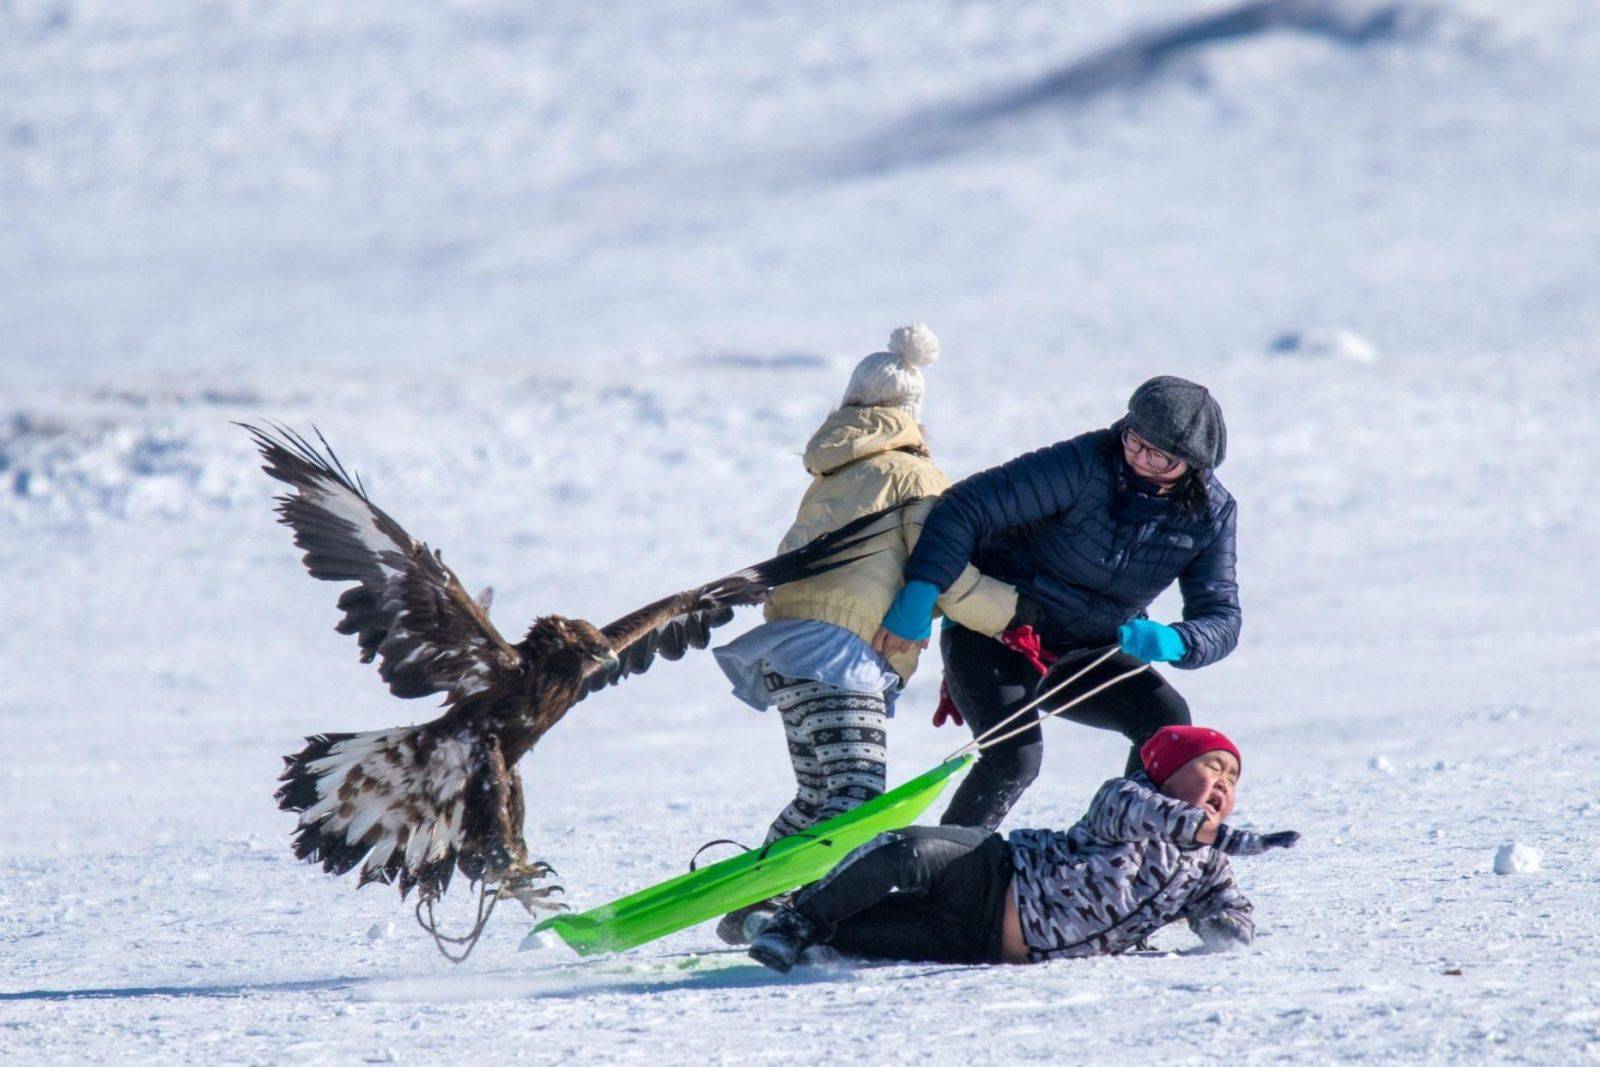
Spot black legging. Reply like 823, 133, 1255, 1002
791, 826, 1011, 965
939, 625, 1191, 830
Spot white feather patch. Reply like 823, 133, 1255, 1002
299, 728, 478, 879
308, 476, 408, 563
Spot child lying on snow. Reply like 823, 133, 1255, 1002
747, 726, 1298, 972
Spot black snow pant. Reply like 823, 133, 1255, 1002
791, 826, 1011, 965
939, 625, 1192, 831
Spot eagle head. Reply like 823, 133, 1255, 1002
522, 615, 620, 675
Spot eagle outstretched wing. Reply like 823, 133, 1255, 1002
575, 501, 918, 701
240, 422, 521, 702
249, 420, 917, 929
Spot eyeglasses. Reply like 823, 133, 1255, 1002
1121, 428, 1182, 474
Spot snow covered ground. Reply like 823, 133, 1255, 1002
4, 0, 1599, 1062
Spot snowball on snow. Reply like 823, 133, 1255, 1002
1493, 842, 1542, 875
518, 928, 563, 952
1369, 756, 1394, 773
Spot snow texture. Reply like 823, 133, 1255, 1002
4, 0, 1600, 1063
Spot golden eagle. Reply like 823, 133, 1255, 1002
243, 423, 897, 920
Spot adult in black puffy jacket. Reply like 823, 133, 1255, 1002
871, 376, 1240, 830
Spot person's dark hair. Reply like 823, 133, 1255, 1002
1170, 468, 1211, 518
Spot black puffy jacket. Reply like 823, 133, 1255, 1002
902, 426, 1240, 669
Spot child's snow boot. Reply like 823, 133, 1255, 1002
715, 892, 793, 946
748, 907, 822, 973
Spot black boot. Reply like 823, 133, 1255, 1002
748, 907, 823, 973
715, 893, 792, 946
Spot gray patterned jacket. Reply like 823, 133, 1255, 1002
1007, 774, 1260, 961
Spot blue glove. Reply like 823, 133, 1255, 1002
1118, 619, 1187, 663
881, 580, 940, 642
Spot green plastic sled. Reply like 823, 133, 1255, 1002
533, 754, 973, 955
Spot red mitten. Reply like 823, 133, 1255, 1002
1000, 624, 1058, 677
932, 678, 963, 728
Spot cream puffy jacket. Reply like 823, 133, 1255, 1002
764, 406, 1019, 682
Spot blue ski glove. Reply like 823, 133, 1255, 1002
1118, 619, 1187, 663
880, 580, 940, 642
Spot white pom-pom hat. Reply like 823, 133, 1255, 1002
840, 323, 941, 420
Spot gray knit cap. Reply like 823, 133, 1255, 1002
1125, 376, 1227, 469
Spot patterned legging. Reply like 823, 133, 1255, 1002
763, 672, 889, 845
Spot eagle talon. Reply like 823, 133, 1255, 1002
496, 882, 567, 913
485, 859, 567, 914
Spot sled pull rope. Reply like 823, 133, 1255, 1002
947, 644, 1118, 759
967, 663, 1150, 754
946, 645, 1150, 761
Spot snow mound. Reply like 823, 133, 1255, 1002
0, 413, 247, 525
1269, 328, 1380, 363
869, 0, 1434, 169
1493, 841, 1542, 875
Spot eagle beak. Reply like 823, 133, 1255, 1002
592, 650, 621, 675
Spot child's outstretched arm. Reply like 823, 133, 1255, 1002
1082, 777, 1209, 846
1182, 858, 1256, 951
1180, 831, 1298, 951
1211, 827, 1301, 854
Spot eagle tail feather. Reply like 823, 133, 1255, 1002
718, 497, 921, 600
276, 724, 482, 901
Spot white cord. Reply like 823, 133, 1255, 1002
964, 662, 1150, 754
946, 644, 1134, 761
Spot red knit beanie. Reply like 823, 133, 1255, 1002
1140, 726, 1242, 786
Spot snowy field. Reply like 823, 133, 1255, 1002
4, 0, 1599, 1062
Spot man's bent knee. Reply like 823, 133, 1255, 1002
982, 740, 1043, 787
